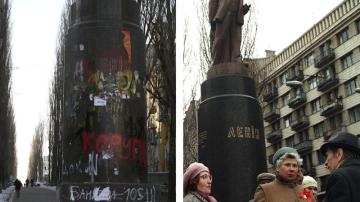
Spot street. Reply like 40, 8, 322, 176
10, 187, 57, 202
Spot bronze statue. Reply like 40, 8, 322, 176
209, 0, 250, 65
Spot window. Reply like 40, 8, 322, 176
299, 130, 309, 142
345, 78, 358, 96
317, 150, 326, 165
279, 74, 286, 86
284, 115, 291, 128
356, 18, 360, 34
304, 53, 314, 67
271, 121, 280, 131
341, 52, 353, 69
273, 141, 282, 151
302, 153, 313, 174
308, 77, 318, 90
286, 136, 294, 147
314, 122, 325, 138
337, 27, 349, 45
349, 105, 360, 123
319, 41, 331, 57
330, 115, 343, 130
282, 93, 290, 106
311, 99, 321, 113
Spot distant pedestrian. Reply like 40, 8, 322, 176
25, 179, 29, 187
253, 147, 315, 202
30, 179, 34, 187
320, 132, 360, 202
183, 162, 217, 202
14, 179, 22, 198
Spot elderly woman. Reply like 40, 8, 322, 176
183, 162, 217, 202
254, 147, 315, 202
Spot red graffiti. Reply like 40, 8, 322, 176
81, 131, 95, 152
81, 131, 146, 166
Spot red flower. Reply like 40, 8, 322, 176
299, 188, 312, 202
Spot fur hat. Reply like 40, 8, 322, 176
302, 176, 318, 189
183, 162, 209, 194
272, 147, 298, 165
320, 132, 360, 155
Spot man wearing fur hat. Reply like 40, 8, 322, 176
253, 147, 314, 202
320, 132, 360, 202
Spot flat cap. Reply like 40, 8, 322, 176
257, 172, 275, 182
320, 132, 360, 155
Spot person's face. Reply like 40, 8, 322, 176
277, 158, 299, 181
197, 171, 212, 194
325, 148, 343, 173
307, 186, 318, 195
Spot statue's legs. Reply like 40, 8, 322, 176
212, 13, 233, 65
230, 19, 242, 62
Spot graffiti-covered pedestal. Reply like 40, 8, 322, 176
198, 63, 267, 202
63, 0, 146, 185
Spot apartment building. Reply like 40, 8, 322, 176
257, 0, 360, 190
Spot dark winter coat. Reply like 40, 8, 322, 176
14, 179, 22, 190
324, 158, 360, 202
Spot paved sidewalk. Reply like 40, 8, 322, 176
10, 187, 57, 202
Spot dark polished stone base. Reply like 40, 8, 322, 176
198, 62, 267, 202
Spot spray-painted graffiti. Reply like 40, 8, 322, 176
60, 184, 157, 202
72, 30, 140, 104
81, 131, 147, 166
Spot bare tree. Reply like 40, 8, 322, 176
0, 0, 17, 187
28, 122, 44, 181
140, 0, 176, 200
48, 0, 71, 185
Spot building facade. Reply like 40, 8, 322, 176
257, 0, 360, 191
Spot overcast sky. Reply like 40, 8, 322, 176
180, 0, 345, 110
11, 0, 64, 181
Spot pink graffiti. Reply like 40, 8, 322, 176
81, 131, 146, 166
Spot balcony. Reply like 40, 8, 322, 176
264, 108, 280, 123
286, 70, 304, 82
266, 130, 282, 143
315, 49, 335, 68
263, 87, 278, 103
317, 76, 339, 92
290, 116, 309, 131
320, 100, 343, 117
294, 140, 312, 154
288, 93, 306, 108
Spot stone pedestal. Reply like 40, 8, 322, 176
198, 62, 267, 202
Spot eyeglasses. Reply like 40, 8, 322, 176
199, 174, 212, 181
